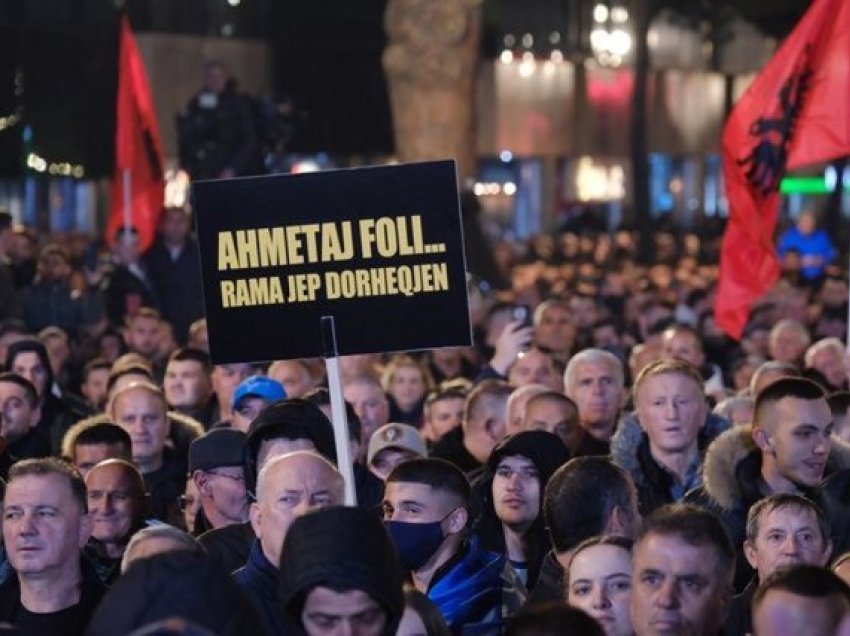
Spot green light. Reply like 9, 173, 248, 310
779, 176, 849, 194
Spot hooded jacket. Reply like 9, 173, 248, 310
5, 338, 88, 455
610, 411, 730, 515
473, 431, 569, 589
87, 551, 266, 636
279, 506, 404, 635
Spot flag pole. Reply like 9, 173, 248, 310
321, 315, 357, 507
122, 168, 131, 234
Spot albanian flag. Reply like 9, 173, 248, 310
715, 0, 850, 339
107, 15, 164, 253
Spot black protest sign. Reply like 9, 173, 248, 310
193, 160, 471, 364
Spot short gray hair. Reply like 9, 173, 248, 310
121, 524, 203, 573
804, 337, 845, 369
563, 349, 624, 396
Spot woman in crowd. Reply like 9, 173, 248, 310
566, 536, 634, 636
382, 354, 434, 427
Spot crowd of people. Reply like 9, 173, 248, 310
0, 198, 847, 635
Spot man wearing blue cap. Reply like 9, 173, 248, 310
230, 376, 286, 433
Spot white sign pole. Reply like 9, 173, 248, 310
322, 316, 357, 507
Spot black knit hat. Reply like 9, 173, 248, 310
278, 506, 404, 635
487, 430, 569, 486
244, 398, 337, 496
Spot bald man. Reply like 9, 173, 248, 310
234, 451, 344, 635
83, 459, 148, 584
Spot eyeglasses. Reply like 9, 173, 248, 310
207, 470, 245, 483
177, 494, 196, 511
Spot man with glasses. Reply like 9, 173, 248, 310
189, 428, 249, 534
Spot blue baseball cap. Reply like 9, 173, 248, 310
231, 375, 286, 410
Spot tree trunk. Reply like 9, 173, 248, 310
382, 0, 482, 184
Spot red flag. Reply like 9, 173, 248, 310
107, 15, 164, 253
715, 0, 850, 339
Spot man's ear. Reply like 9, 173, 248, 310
445, 507, 468, 536
484, 417, 506, 441
743, 540, 759, 570
606, 504, 631, 536
821, 540, 835, 567
753, 427, 773, 454
249, 502, 262, 538
193, 471, 210, 495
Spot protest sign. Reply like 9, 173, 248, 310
193, 160, 471, 364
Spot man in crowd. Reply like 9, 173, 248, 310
209, 362, 257, 425
532, 298, 575, 364
235, 450, 344, 635
200, 398, 340, 573
505, 384, 548, 437
79, 358, 111, 414
804, 336, 848, 391
422, 386, 466, 443
189, 428, 249, 534
0, 372, 47, 471
431, 379, 511, 475
0, 458, 105, 634
563, 348, 625, 455
267, 359, 320, 399
342, 375, 389, 455
109, 381, 186, 524
367, 422, 428, 482
163, 347, 216, 428
143, 206, 204, 346
630, 504, 734, 636
726, 493, 833, 634
686, 377, 842, 586
61, 420, 132, 478
660, 324, 726, 400
382, 458, 525, 633
521, 391, 580, 451
122, 309, 162, 367
6, 338, 86, 455
230, 375, 286, 433
102, 228, 159, 328
83, 459, 148, 584
611, 359, 726, 515
531, 456, 641, 604
279, 506, 405, 635
506, 347, 562, 392
752, 565, 850, 636
768, 319, 810, 366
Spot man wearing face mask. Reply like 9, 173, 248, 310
382, 458, 526, 632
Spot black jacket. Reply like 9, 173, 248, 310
144, 236, 205, 344
0, 557, 105, 636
